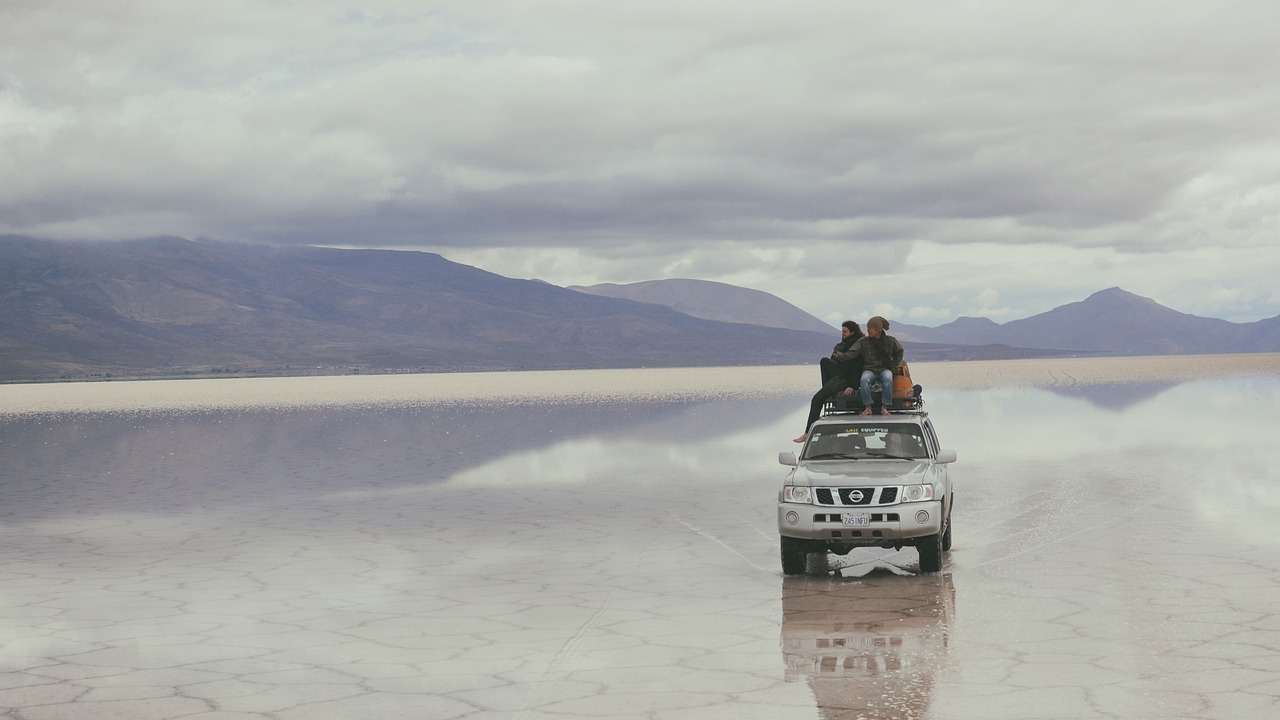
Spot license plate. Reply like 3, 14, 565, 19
842, 513, 871, 526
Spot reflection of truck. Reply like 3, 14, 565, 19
778, 410, 957, 574
781, 573, 954, 718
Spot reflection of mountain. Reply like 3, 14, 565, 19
781, 571, 955, 720
1043, 379, 1183, 411
585, 393, 800, 442
0, 391, 801, 521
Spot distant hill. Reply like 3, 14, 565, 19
568, 279, 837, 334
890, 316, 1002, 344
894, 287, 1280, 355
0, 236, 836, 381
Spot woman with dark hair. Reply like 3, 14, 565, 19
793, 320, 864, 443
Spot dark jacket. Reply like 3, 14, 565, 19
835, 334, 904, 374
829, 334, 864, 386
832, 334, 860, 357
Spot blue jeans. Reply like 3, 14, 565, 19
860, 369, 894, 407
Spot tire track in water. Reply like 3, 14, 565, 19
667, 510, 777, 575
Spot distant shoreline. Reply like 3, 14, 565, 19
3, 353, 1278, 417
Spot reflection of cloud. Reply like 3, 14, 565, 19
449, 397, 802, 487
449, 437, 629, 486
781, 572, 955, 720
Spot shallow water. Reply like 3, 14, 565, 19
2, 356, 1278, 719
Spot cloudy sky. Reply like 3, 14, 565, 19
4, 1, 1279, 326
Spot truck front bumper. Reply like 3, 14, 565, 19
778, 499, 943, 545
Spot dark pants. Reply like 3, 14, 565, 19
819, 357, 840, 386
804, 358, 859, 433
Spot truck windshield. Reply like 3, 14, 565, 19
803, 424, 927, 460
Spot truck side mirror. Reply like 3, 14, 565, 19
778, 451, 797, 466
934, 449, 957, 464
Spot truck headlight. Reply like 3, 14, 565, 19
902, 484, 934, 502
782, 486, 812, 504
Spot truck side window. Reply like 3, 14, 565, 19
923, 421, 941, 455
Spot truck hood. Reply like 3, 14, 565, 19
790, 460, 939, 486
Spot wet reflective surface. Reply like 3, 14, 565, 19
1, 357, 1278, 719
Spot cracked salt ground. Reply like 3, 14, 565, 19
1, 358, 1278, 719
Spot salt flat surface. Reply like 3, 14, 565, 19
2, 356, 1278, 719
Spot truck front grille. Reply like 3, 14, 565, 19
814, 487, 899, 506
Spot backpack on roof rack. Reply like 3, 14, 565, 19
892, 363, 916, 404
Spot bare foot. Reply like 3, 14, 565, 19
792, 434, 807, 443
879, 407, 891, 416
858, 408, 872, 416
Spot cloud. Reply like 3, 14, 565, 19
2, 1, 1279, 324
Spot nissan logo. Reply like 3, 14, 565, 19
847, 489, 864, 503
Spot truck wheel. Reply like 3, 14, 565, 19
941, 511, 953, 552
780, 536, 810, 575
917, 532, 944, 573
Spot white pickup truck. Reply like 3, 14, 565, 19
778, 409, 957, 574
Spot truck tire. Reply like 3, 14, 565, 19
941, 510, 953, 552
780, 536, 810, 575
917, 532, 944, 573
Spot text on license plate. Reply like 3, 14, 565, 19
842, 513, 871, 526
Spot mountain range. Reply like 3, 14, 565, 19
2, 235, 1276, 383
891, 292, 1280, 355
0, 236, 837, 381
572, 278, 1280, 356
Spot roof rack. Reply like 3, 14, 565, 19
820, 384, 924, 416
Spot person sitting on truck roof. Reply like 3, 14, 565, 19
836, 315, 904, 416
793, 320, 865, 443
